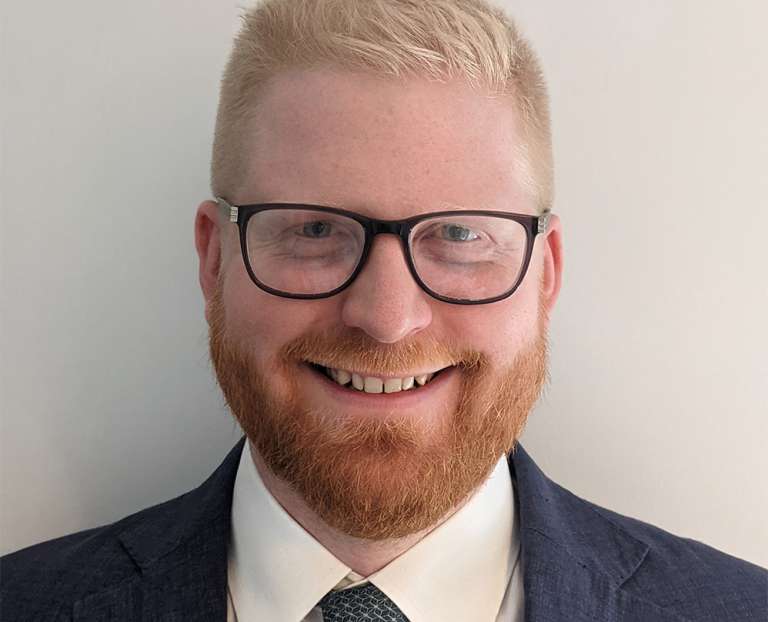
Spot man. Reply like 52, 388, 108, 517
2, 0, 765, 620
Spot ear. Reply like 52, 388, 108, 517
194, 200, 224, 324
540, 213, 564, 316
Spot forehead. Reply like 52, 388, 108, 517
242, 68, 530, 217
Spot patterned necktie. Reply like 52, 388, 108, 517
318, 583, 410, 622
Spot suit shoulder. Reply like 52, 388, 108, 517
591, 501, 766, 577
587, 501, 767, 620
0, 492, 189, 620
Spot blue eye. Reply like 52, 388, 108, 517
300, 221, 333, 238
441, 224, 479, 242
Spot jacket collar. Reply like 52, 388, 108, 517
119, 438, 245, 570
102, 438, 687, 622
94, 439, 247, 621
509, 443, 689, 621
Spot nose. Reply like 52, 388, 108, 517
340, 234, 432, 343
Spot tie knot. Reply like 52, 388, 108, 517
318, 583, 410, 622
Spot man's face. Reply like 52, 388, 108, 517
196, 68, 562, 540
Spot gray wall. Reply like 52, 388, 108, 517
2, 1, 766, 567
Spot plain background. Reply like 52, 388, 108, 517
1, 1, 766, 567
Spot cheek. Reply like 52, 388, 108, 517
220, 267, 338, 368
442, 274, 541, 365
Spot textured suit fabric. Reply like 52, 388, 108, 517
1, 437, 766, 621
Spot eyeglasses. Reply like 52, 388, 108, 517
216, 197, 551, 305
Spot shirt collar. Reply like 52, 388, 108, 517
367, 453, 518, 621
229, 442, 517, 622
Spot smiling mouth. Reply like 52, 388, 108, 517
306, 362, 452, 394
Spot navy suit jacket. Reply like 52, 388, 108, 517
2, 438, 766, 621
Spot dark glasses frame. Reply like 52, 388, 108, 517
216, 196, 551, 305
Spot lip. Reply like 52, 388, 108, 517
300, 362, 458, 409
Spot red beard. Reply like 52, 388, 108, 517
209, 285, 548, 540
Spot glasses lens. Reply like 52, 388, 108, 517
245, 208, 365, 295
410, 215, 529, 301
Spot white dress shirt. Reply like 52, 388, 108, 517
227, 443, 523, 622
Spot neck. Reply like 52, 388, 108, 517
248, 442, 461, 576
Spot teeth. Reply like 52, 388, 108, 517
364, 377, 384, 393
320, 365, 439, 394
336, 370, 352, 385
384, 378, 402, 393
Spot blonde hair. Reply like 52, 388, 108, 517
211, 0, 553, 213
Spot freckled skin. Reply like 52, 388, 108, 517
197, 68, 562, 415
194, 67, 563, 568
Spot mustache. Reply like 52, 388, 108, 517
280, 327, 486, 375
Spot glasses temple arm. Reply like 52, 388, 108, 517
537, 209, 552, 235
215, 196, 239, 223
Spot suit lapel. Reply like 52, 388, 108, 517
76, 437, 690, 621
509, 444, 689, 622
133, 531, 228, 621
72, 540, 227, 621
521, 529, 690, 621
73, 439, 247, 621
